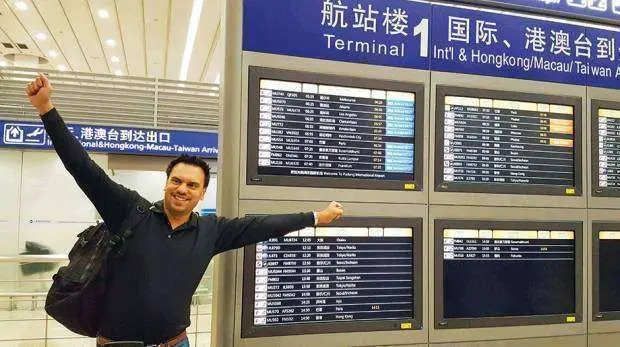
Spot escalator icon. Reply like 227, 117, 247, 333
4, 125, 24, 143
3, 124, 47, 145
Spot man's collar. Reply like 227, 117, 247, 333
151, 200, 199, 230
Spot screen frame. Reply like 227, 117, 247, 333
591, 100, 620, 197
434, 219, 583, 329
240, 216, 423, 338
592, 221, 620, 321
246, 66, 425, 191
434, 85, 583, 196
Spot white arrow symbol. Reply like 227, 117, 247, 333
9, 127, 20, 137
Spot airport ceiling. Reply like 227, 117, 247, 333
0, 0, 222, 83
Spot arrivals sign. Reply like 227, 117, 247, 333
0, 120, 218, 158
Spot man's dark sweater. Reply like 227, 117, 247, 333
41, 108, 314, 344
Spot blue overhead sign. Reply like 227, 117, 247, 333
243, 0, 620, 90
431, 5, 587, 85
243, 0, 431, 70
1, 120, 218, 158
449, 0, 620, 25
430, 4, 620, 89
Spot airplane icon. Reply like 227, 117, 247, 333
26, 128, 45, 138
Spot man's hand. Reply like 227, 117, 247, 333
316, 201, 344, 225
25, 73, 54, 115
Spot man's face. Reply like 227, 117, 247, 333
163, 163, 206, 216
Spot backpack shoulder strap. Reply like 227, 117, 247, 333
116, 196, 150, 238
108, 197, 150, 255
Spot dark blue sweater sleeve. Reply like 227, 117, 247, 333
213, 212, 315, 254
41, 108, 138, 232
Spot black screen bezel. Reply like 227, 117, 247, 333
434, 219, 583, 329
434, 85, 582, 196
247, 66, 425, 191
591, 100, 620, 197
592, 221, 620, 321
240, 217, 423, 338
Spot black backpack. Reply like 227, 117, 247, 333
45, 201, 149, 337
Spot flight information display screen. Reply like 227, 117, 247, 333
241, 218, 422, 337
592, 101, 620, 197
435, 87, 581, 195
593, 223, 620, 321
435, 220, 582, 328
247, 67, 424, 190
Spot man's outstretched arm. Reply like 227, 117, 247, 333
25, 74, 137, 232
213, 201, 344, 254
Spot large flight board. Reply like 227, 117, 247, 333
593, 223, 620, 321
592, 101, 620, 197
242, 218, 422, 337
435, 87, 581, 196
247, 67, 424, 190
435, 220, 582, 329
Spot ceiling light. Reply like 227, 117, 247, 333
47, 50, 58, 58
97, 9, 109, 18
110, 56, 119, 63
0, 60, 7, 67
179, 0, 204, 81
106, 39, 116, 47
57, 64, 67, 71
15, 1, 28, 11
35, 32, 47, 41
115, 69, 123, 76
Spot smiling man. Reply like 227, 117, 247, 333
25, 74, 344, 346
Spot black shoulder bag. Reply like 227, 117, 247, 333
45, 201, 149, 337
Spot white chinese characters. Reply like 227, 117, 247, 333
525, 26, 546, 53
448, 17, 470, 43
352, 4, 378, 32
78, 127, 171, 144
321, 0, 415, 36
382, 7, 408, 36
321, 0, 348, 28
476, 21, 498, 46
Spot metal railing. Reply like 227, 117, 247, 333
0, 67, 220, 132
0, 255, 213, 344
0, 255, 213, 311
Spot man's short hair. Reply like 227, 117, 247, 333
165, 155, 211, 188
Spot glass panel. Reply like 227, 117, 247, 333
0, 319, 46, 340
195, 333, 211, 347
0, 150, 21, 255
196, 314, 212, 334
0, 340, 45, 347
47, 319, 85, 339
0, 296, 46, 319
46, 338, 96, 347
19, 152, 105, 255
187, 333, 197, 346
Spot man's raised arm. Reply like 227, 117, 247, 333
25, 74, 137, 232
